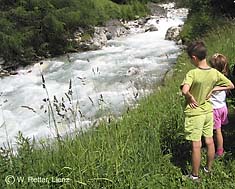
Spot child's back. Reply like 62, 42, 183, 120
183, 67, 230, 116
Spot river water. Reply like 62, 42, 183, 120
0, 3, 188, 146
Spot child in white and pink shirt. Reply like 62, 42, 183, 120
210, 53, 230, 157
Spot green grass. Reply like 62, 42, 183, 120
204, 23, 235, 68
1, 23, 235, 189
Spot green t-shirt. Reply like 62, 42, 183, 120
181, 67, 231, 116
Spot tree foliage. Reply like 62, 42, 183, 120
0, 0, 152, 68
185, 0, 235, 17
1, 0, 234, 68
179, 0, 235, 42
211, 0, 235, 17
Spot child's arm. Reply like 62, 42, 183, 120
181, 84, 198, 108
207, 82, 234, 99
212, 83, 234, 92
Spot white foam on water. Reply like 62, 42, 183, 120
0, 5, 188, 146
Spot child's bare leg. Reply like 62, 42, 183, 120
216, 128, 223, 151
192, 141, 201, 176
205, 137, 215, 171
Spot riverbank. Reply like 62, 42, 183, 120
0, 1, 168, 72
0, 2, 185, 78
1, 20, 235, 188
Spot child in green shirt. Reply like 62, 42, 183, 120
181, 41, 234, 180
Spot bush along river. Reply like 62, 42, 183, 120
0, 3, 188, 146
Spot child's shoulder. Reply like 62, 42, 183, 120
196, 67, 218, 73
187, 68, 198, 73
186, 68, 220, 78
187, 67, 216, 73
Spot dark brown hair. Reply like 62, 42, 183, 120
209, 53, 229, 76
186, 41, 207, 61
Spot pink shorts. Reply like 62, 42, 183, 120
213, 106, 228, 129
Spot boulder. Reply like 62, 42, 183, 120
165, 25, 182, 41
126, 67, 141, 76
106, 32, 112, 40
144, 24, 158, 32
0, 69, 10, 77
73, 27, 108, 51
147, 2, 167, 17
105, 19, 129, 39
137, 17, 151, 25
92, 27, 108, 48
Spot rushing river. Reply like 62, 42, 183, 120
0, 3, 188, 146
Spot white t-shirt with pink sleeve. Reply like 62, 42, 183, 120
210, 90, 227, 109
